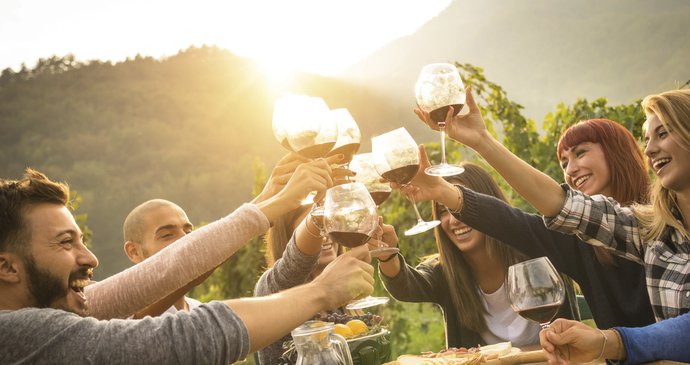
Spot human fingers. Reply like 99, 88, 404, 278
540, 328, 557, 353
413, 107, 440, 131
464, 86, 478, 113
325, 153, 346, 165
332, 166, 355, 185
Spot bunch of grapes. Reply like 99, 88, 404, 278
317, 312, 383, 327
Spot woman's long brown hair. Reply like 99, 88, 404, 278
429, 163, 528, 333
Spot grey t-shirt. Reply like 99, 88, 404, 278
0, 301, 249, 365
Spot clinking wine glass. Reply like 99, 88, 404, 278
326, 108, 361, 167
272, 94, 338, 204
415, 63, 466, 177
323, 182, 390, 310
349, 153, 399, 257
507, 256, 565, 329
371, 127, 440, 236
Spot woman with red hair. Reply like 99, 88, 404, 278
394, 115, 655, 330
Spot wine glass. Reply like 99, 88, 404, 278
350, 153, 399, 257
327, 108, 361, 165
272, 95, 338, 204
371, 127, 440, 236
272, 94, 338, 158
415, 63, 466, 176
350, 153, 392, 206
507, 256, 565, 329
323, 182, 389, 310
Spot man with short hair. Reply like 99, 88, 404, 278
0, 168, 374, 364
123, 199, 203, 318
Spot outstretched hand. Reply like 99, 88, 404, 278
539, 319, 605, 365
252, 152, 309, 204
313, 252, 375, 310
367, 217, 399, 259
413, 87, 489, 150
277, 158, 334, 211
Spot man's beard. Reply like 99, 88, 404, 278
22, 254, 89, 315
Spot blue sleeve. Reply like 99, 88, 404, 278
615, 312, 690, 364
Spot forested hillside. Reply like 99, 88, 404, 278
0, 46, 408, 278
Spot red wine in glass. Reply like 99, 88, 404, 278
429, 104, 464, 125
296, 141, 337, 159
380, 164, 420, 185
369, 191, 392, 206
517, 303, 562, 324
327, 142, 361, 164
327, 231, 372, 248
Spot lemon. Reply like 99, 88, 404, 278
334, 323, 354, 338
345, 319, 368, 336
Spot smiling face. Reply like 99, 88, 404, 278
560, 142, 612, 197
438, 203, 486, 254
22, 203, 98, 315
137, 204, 193, 260
644, 114, 690, 194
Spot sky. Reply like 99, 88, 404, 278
0, 0, 450, 76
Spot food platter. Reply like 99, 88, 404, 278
386, 342, 546, 365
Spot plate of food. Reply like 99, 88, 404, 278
392, 342, 545, 365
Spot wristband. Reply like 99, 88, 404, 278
304, 219, 322, 238
378, 252, 398, 263
447, 185, 464, 213
596, 328, 607, 360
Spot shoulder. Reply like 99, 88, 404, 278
185, 297, 203, 309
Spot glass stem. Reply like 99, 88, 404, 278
406, 189, 425, 222
439, 123, 448, 165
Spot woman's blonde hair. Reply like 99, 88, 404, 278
634, 89, 690, 241
429, 163, 528, 333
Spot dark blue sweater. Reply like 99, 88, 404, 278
457, 186, 655, 329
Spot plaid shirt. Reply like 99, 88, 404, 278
544, 185, 690, 321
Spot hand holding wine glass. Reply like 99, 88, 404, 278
372, 127, 440, 236
252, 152, 310, 204
415, 63, 466, 176
366, 220, 400, 260
508, 257, 565, 329
277, 158, 335, 209
414, 87, 489, 153
323, 182, 390, 309
395, 145, 459, 205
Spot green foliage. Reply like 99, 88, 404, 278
70, 191, 93, 248
2, 50, 650, 361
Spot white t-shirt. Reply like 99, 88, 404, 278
163, 297, 203, 315
478, 281, 540, 347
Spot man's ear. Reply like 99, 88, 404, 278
0, 253, 21, 284
123, 241, 144, 264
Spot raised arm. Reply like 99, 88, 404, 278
413, 88, 566, 217
86, 158, 336, 319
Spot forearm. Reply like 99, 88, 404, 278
228, 282, 328, 353
378, 253, 402, 278
615, 313, 690, 364
295, 216, 326, 256
381, 258, 438, 303
133, 268, 214, 318
254, 236, 319, 296
86, 204, 269, 319
474, 132, 565, 217
457, 186, 582, 276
